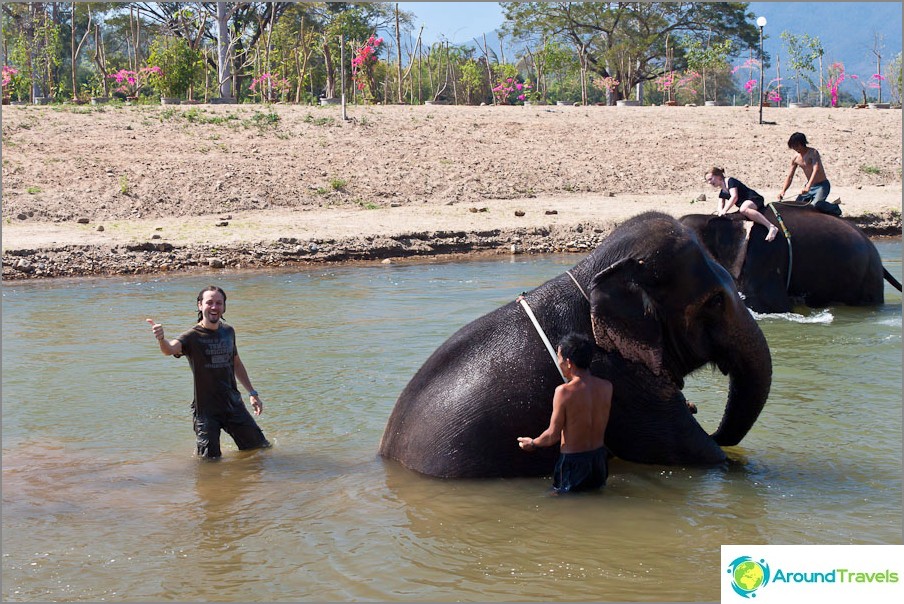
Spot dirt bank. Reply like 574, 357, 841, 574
2, 103, 900, 280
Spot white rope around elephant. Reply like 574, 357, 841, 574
518, 296, 567, 383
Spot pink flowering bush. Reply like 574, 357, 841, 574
825, 62, 845, 107
593, 75, 621, 101
2, 65, 18, 89
249, 72, 291, 102
656, 70, 700, 104
108, 66, 161, 97
732, 58, 761, 104
492, 77, 532, 104
351, 36, 383, 100
847, 73, 886, 103
763, 77, 782, 104
867, 73, 887, 102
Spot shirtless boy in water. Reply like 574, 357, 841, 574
517, 332, 613, 493
778, 132, 835, 210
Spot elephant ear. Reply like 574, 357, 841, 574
589, 258, 664, 376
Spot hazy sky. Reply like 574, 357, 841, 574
399, 1, 506, 45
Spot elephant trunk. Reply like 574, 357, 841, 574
711, 306, 772, 446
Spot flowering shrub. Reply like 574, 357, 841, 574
655, 70, 700, 104
2, 65, 18, 89
492, 77, 532, 104
868, 73, 887, 102
593, 75, 620, 101
351, 36, 383, 100
108, 66, 161, 97
760, 77, 782, 104
249, 72, 291, 102
732, 59, 761, 105
847, 73, 886, 103
825, 62, 845, 107
2, 65, 28, 100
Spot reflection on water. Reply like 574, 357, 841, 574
2, 242, 901, 601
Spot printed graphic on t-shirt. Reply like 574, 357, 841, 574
200, 336, 233, 370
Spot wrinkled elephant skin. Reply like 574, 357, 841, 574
380, 212, 772, 478
681, 205, 895, 313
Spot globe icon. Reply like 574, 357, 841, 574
727, 556, 770, 598
733, 560, 765, 592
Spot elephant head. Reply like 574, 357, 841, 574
380, 212, 772, 478
586, 214, 772, 464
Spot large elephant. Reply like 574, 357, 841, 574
680, 204, 902, 313
379, 212, 772, 478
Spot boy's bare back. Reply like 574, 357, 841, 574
558, 375, 612, 454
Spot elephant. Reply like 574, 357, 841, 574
680, 204, 902, 313
379, 212, 772, 479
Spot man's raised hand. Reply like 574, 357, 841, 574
146, 318, 164, 341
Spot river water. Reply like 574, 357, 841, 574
2, 241, 901, 602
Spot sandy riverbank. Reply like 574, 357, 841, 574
1, 103, 900, 279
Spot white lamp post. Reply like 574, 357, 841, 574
757, 16, 767, 124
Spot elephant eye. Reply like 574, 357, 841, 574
706, 292, 725, 309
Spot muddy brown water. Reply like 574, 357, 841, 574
2, 242, 900, 601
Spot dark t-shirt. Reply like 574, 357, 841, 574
719, 177, 764, 208
175, 323, 242, 414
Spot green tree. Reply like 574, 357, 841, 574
2, 3, 64, 101
501, 2, 759, 101
887, 51, 902, 106
459, 58, 485, 104
684, 36, 732, 102
780, 30, 818, 103
147, 35, 199, 97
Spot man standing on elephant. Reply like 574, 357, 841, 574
146, 285, 271, 459
778, 132, 841, 216
517, 332, 613, 493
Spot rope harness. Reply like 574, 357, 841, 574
517, 270, 590, 384
517, 296, 566, 383
767, 202, 794, 291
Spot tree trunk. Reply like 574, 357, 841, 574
395, 3, 402, 104
323, 37, 336, 98
216, 2, 233, 98
93, 25, 109, 97
70, 4, 77, 98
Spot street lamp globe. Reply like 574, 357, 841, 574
756, 16, 767, 27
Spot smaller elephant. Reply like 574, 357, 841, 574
681, 204, 901, 313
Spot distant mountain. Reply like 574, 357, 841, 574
749, 2, 902, 82
393, 2, 902, 101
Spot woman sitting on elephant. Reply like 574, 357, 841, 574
706, 167, 779, 242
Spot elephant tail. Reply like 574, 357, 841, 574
883, 267, 903, 292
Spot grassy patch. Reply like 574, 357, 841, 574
183, 107, 239, 125
860, 165, 881, 175
26, 186, 42, 194
303, 114, 334, 127
330, 177, 348, 191
246, 110, 280, 130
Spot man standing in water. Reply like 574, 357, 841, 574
147, 285, 270, 459
517, 332, 612, 493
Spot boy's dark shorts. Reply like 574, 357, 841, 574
552, 446, 609, 493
